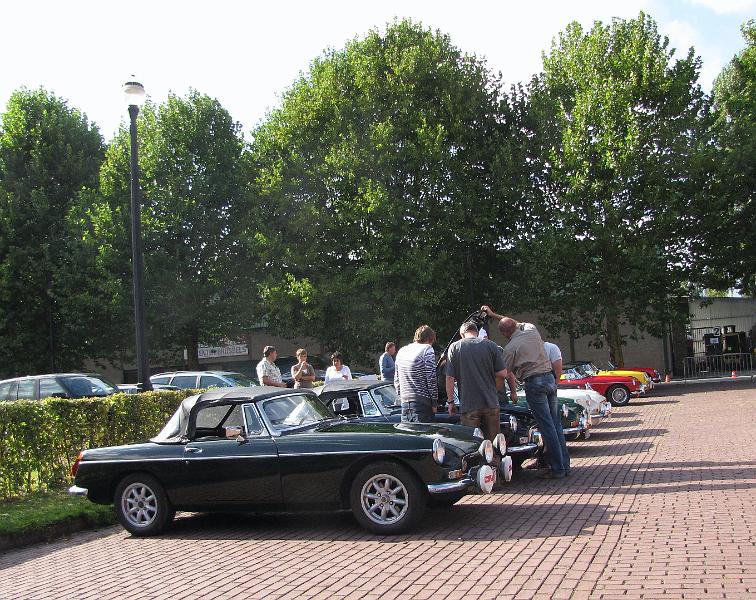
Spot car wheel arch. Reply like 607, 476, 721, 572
606, 384, 631, 406
113, 472, 174, 536
109, 469, 172, 504
339, 455, 426, 509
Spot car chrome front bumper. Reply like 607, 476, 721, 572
428, 465, 496, 495
68, 485, 88, 496
428, 477, 476, 494
508, 442, 539, 454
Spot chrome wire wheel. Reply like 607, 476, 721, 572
121, 482, 158, 529
608, 385, 630, 406
360, 473, 409, 525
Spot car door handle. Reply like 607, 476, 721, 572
185, 447, 203, 454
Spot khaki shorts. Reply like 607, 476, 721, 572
460, 407, 501, 441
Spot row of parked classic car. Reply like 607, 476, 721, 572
66, 355, 660, 537
0, 309, 659, 536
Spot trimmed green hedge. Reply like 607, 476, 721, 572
0, 390, 196, 499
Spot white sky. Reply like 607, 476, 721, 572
1, 0, 753, 139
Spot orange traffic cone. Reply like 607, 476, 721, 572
664, 373, 671, 383
731, 370, 737, 379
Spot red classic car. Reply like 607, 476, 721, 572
609, 362, 661, 383
558, 365, 646, 406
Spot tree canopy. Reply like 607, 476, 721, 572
518, 13, 710, 364
0, 14, 752, 376
0, 88, 106, 377
248, 19, 523, 361
710, 20, 756, 295
92, 90, 252, 368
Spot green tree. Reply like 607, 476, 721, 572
710, 20, 756, 295
248, 19, 520, 362
93, 91, 252, 368
521, 13, 710, 365
0, 88, 107, 377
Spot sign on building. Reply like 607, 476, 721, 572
184, 342, 249, 360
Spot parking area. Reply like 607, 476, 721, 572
1, 381, 754, 600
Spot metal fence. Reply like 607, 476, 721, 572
683, 352, 754, 379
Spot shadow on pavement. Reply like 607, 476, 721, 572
568, 441, 655, 457
651, 379, 755, 397
591, 419, 644, 429
153, 500, 617, 543
588, 427, 669, 440
630, 399, 679, 406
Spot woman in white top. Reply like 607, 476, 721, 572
324, 351, 352, 383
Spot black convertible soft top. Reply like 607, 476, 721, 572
152, 386, 319, 441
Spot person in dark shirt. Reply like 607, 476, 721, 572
379, 342, 397, 381
445, 321, 508, 441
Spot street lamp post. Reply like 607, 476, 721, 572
124, 80, 152, 391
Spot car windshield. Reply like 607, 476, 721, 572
224, 373, 256, 387
261, 394, 333, 430
371, 384, 400, 409
562, 369, 582, 380
61, 375, 118, 398
574, 364, 595, 377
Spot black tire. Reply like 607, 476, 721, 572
114, 473, 173, 536
349, 461, 426, 534
606, 385, 631, 407
428, 492, 465, 508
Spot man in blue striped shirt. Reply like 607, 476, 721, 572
394, 325, 438, 423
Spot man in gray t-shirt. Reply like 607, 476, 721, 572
445, 321, 508, 441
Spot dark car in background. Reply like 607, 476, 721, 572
69, 386, 499, 535
0, 373, 119, 401
316, 380, 539, 479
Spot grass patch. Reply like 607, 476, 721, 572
0, 488, 114, 538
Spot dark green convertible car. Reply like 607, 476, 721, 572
69, 386, 499, 535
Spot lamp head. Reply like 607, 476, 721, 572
123, 80, 146, 108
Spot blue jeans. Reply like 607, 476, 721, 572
524, 373, 570, 474
401, 401, 435, 423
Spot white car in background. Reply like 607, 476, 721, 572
513, 384, 611, 430
555, 386, 612, 426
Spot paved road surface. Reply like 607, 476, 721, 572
1, 380, 754, 599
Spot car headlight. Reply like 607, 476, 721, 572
472, 427, 484, 440
508, 415, 518, 431
432, 438, 445, 465
478, 439, 494, 463
562, 404, 569, 418
493, 433, 507, 456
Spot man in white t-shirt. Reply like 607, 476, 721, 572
543, 341, 563, 381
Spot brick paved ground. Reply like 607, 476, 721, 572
1, 380, 754, 600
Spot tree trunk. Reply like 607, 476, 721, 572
186, 329, 200, 370
606, 312, 624, 367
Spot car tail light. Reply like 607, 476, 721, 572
71, 451, 84, 477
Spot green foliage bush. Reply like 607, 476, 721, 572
0, 390, 195, 499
